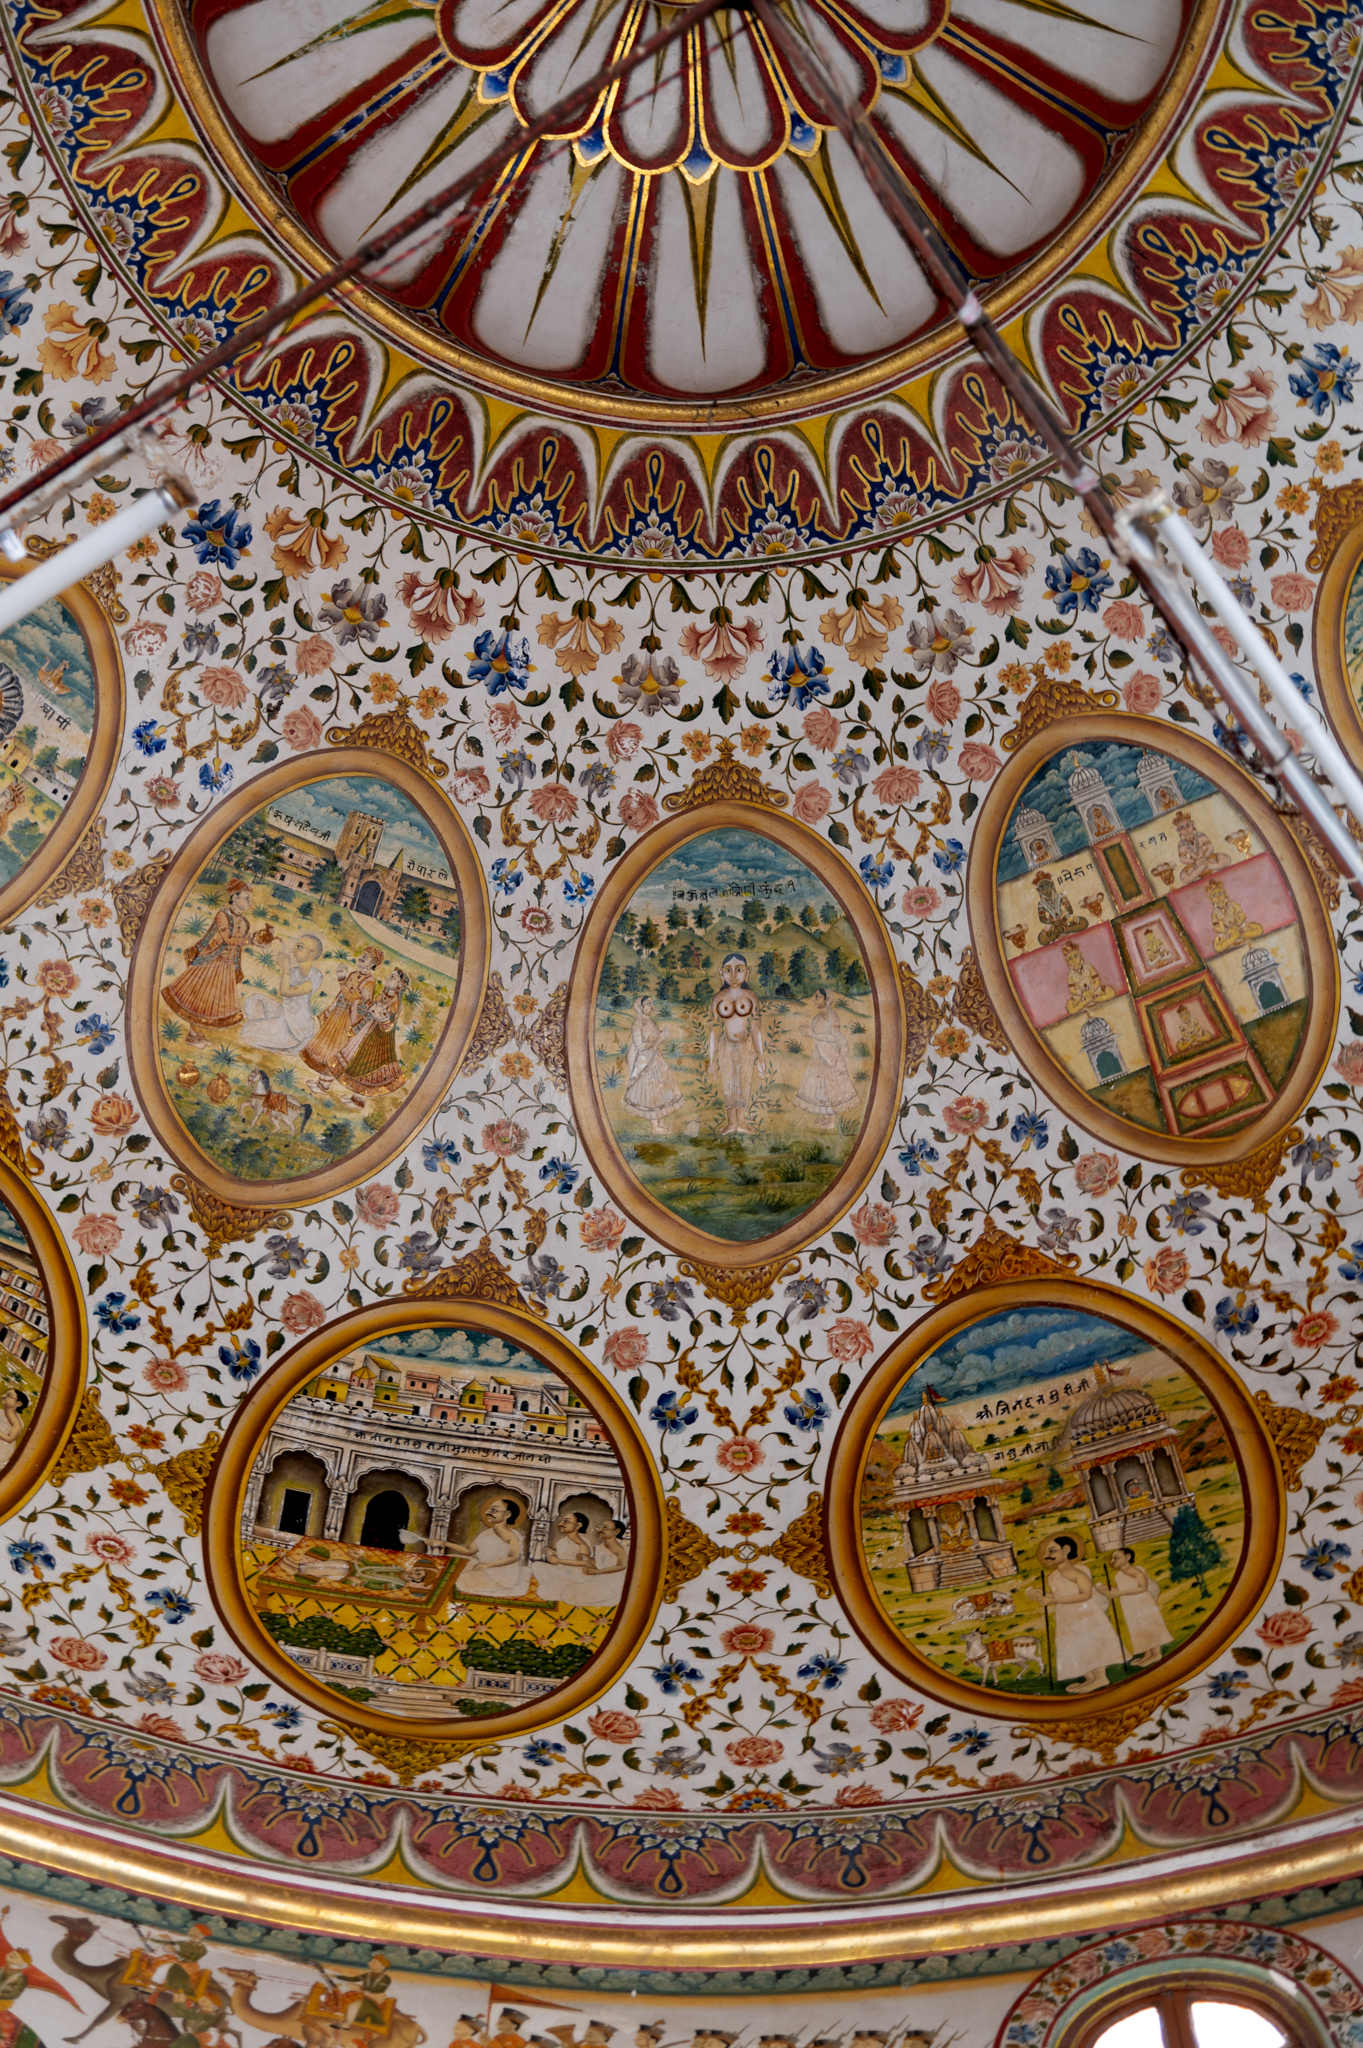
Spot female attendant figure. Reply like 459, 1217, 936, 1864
162, 878, 254, 1044
447, 1497, 530, 1597
302, 946, 383, 1075
794, 987, 859, 1128
1110, 1545, 1171, 1668
240, 933, 325, 1051
623, 996, 684, 1132
708, 954, 764, 1135
332, 964, 408, 1103
1025, 1533, 1122, 1694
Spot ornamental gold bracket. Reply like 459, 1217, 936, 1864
676, 1254, 802, 1324
662, 738, 789, 813
326, 697, 449, 778
921, 1213, 1080, 1305
168, 1173, 293, 1258
33, 819, 105, 909
1306, 477, 1363, 572
1177, 1124, 1300, 1215
1039, 1688, 1186, 1767
1002, 674, 1121, 753
661, 1492, 832, 1602
111, 848, 173, 958
402, 1233, 536, 1313
1252, 1389, 1326, 1492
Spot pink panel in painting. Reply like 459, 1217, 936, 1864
1008, 923, 1127, 1030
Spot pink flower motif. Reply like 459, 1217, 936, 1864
1293, 1310, 1340, 1350
143, 1357, 188, 1391
147, 776, 180, 809
603, 1327, 648, 1372
677, 614, 763, 683
1335, 1042, 1363, 1087
835, 1785, 882, 1807
791, 782, 832, 824
588, 1709, 641, 1743
1270, 571, 1315, 612
950, 546, 1033, 617
1210, 526, 1251, 568
136, 1713, 183, 1740
1122, 671, 1163, 714
902, 883, 942, 918
607, 721, 644, 762
50, 1635, 106, 1671
89, 1093, 138, 1137
871, 764, 922, 806
726, 1734, 783, 1765
397, 570, 482, 644
958, 741, 1002, 782
721, 1623, 775, 1656
716, 1436, 765, 1476
1257, 1609, 1312, 1647
488, 702, 521, 742
529, 783, 579, 826
452, 768, 490, 806
355, 1182, 400, 1229
483, 1119, 527, 1158
86, 1530, 135, 1565
280, 706, 323, 752
803, 707, 840, 752
280, 1290, 325, 1334
850, 1201, 896, 1247
1102, 600, 1146, 641
1074, 1151, 1120, 1197
618, 789, 660, 833
122, 623, 167, 658
580, 1209, 627, 1252
295, 634, 336, 677
826, 1317, 874, 1362
194, 1651, 249, 1685
942, 1094, 989, 1137
925, 676, 962, 725
1211, 623, 1241, 660
1201, 367, 1277, 449
869, 1697, 922, 1733
184, 570, 223, 615
199, 665, 248, 709
1144, 1246, 1188, 1296
632, 1787, 683, 1810
72, 1213, 122, 1256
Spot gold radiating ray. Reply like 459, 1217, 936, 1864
884, 56, 1021, 189
373, 77, 505, 228
788, 137, 885, 313
238, 0, 438, 85
681, 167, 720, 351
522, 152, 609, 341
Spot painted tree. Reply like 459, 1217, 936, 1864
1169, 1503, 1222, 1597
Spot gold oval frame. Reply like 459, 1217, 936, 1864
965, 714, 1337, 1167
825, 1277, 1284, 1725
0, 561, 125, 930
0, 1157, 86, 1521
204, 1297, 667, 1741
1311, 503, 1363, 774
565, 800, 906, 1270
124, 748, 490, 1206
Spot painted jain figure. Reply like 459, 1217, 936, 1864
1024, 1533, 1123, 1694
446, 1496, 530, 1598
708, 953, 765, 1135
794, 987, 859, 1129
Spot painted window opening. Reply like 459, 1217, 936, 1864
1083, 1991, 1301, 2048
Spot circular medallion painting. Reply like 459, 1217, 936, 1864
126, 750, 490, 1204
1311, 505, 1363, 778
567, 803, 905, 1266
206, 1300, 664, 1735
825, 1280, 1281, 1721
0, 1163, 84, 1519
0, 569, 123, 928
967, 717, 1336, 1165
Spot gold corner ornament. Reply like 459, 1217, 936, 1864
1281, 806, 1346, 912
23, 535, 129, 625
770, 1492, 833, 1600
662, 738, 790, 813
901, 963, 932, 1078
318, 1723, 479, 1783
1307, 478, 1363, 572
169, 1174, 293, 1255
1178, 1125, 1299, 1214
326, 697, 450, 779
49, 1388, 121, 1484
951, 946, 1010, 1055
150, 1433, 222, 1537
661, 1494, 722, 1604
1253, 1389, 1327, 1492
0, 1086, 34, 1181
676, 1254, 802, 1323
111, 849, 172, 958
1001, 674, 1122, 753
463, 970, 517, 1071
402, 1234, 534, 1313
1042, 1689, 1187, 1766
921, 1214, 1080, 1305
32, 819, 105, 910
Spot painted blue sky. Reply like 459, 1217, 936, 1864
626, 827, 839, 924
0, 596, 96, 737
358, 1327, 553, 1379
0, 1197, 28, 1256
997, 741, 1219, 884
265, 774, 452, 886
883, 1307, 1147, 1416
1346, 562, 1363, 690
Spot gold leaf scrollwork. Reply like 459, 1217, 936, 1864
1178, 1125, 1299, 1215
402, 1233, 534, 1312
662, 1493, 722, 1604
168, 1174, 292, 1258
1306, 479, 1363, 573
151, 1432, 222, 1537
0, 1086, 34, 1181
524, 982, 568, 1088
326, 696, 449, 779
676, 1254, 802, 1325
951, 946, 1011, 1055
318, 1724, 478, 1784
1253, 1389, 1326, 1492
770, 1492, 832, 1599
33, 819, 105, 909
23, 539, 128, 624
1042, 1689, 1185, 1767
112, 849, 173, 958
922, 1214, 1079, 1306
462, 969, 517, 1071
1002, 674, 1121, 753
662, 738, 789, 813
50, 1388, 121, 1484
901, 963, 932, 1078
1280, 807, 1345, 913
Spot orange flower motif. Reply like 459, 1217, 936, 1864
39, 302, 115, 383
1043, 640, 1073, 673
819, 592, 903, 665
86, 493, 115, 525
681, 733, 712, 762
79, 898, 110, 928
368, 672, 401, 703
739, 724, 769, 756
38, 958, 79, 997
500, 1051, 533, 1081
109, 1477, 149, 1507
1276, 483, 1310, 514
263, 506, 348, 580
537, 608, 623, 677
1317, 440, 1345, 474
414, 686, 448, 720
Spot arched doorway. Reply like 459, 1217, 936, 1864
354, 878, 381, 916
360, 1489, 410, 1549
342, 1467, 431, 1548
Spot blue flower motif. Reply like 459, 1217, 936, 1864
1214, 1293, 1259, 1335
145, 1588, 196, 1621
7, 1538, 54, 1576
397, 1232, 444, 1275
785, 1386, 829, 1432
913, 728, 951, 768
563, 872, 595, 904
182, 622, 219, 660
263, 1702, 302, 1727
1010, 1110, 1049, 1152
422, 1137, 462, 1172
898, 1136, 939, 1177
95, 1292, 140, 1333
648, 1278, 694, 1321
1289, 341, 1360, 416
1165, 1191, 1213, 1236
797, 1651, 847, 1690
75, 1015, 115, 1054
1301, 1539, 1352, 1580
783, 1277, 829, 1321
766, 643, 830, 712
198, 760, 232, 794
932, 838, 966, 876
263, 1234, 306, 1278
905, 1232, 953, 1278
131, 1184, 179, 1230
650, 1743, 706, 1778
1044, 547, 1115, 616
219, 1336, 261, 1382
650, 1389, 698, 1434
0, 273, 32, 333
949, 1727, 993, 1755
539, 1156, 579, 1194
652, 1655, 703, 1694
132, 721, 166, 757
469, 629, 533, 696
859, 853, 895, 890
498, 748, 536, 790
832, 745, 871, 787
579, 761, 615, 799
1292, 1134, 1339, 1187
182, 499, 252, 569
1147, 623, 1179, 667
812, 1742, 868, 1776
1208, 1669, 1251, 1700
489, 857, 522, 897
1340, 1239, 1363, 1281
522, 1738, 565, 1764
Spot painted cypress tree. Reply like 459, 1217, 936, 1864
1168, 1502, 1222, 1597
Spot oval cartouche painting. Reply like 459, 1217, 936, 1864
208, 1303, 664, 1737
969, 719, 1336, 1165
0, 575, 123, 925
0, 1165, 84, 1519
1311, 518, 1363, 782
568, 807, 906, 1266
128, 751, 489, 1204
826, 1282, 1281, 1722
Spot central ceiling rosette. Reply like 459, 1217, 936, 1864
192, 0, 1193, 404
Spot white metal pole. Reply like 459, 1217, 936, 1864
0, 483, 189, 636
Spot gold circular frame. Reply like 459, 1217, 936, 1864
0, 1162, 86, 1518
965, 714, 1338, 1167
124, 748, 490, 1207
0, 561, 124, 931
1311, 507, 1363, 775
204, 1297, 667, 1742
149, 0, 1225, 429
825, 1277, 1284, 1725
565, 800, 906, 1269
